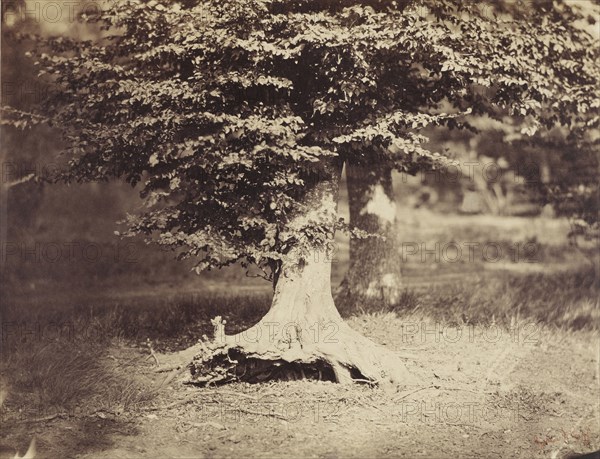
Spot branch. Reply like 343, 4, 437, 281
3, 174, 35, 190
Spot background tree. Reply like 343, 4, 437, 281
337, 160, 402, 309
339, 0, 600, 310
3, 0, 598, 385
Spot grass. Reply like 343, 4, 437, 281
2, 340, 154, 413
1, 210, 598, 455
337, 265, 599, 329
1, 264, 597, 427
0, 291, 272, 425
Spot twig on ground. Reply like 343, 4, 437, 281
157, 367, 189, 388
155, 364, 183, 373
27, 413, 64, 423
393, 385, 439, 402
206, 390, 260, 400
25, 409, 122, 423
146, 339, 160, 367
145, 395, 197, 412
235, 407, 288, 420
442, 387, 491, 394
350, 378, 377, 385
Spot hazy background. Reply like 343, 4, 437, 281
1, 0, 597, 307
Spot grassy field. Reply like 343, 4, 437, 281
1, 209, 598, 458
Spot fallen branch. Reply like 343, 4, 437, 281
155, 364, 183, 373
27, 413, 64, 423
235, 407, 288, 420
204, 389, 259, 400
24, 409, 121, 423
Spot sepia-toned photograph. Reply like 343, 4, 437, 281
1, 0, 599, 458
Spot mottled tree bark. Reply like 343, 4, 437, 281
190, 159, 412, 386
337, 163, 403, 309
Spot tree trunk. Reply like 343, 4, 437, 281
337, 163, 403, 310
189, 159, 413, 386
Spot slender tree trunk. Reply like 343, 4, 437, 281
189, 159, 412, 386
337, 163, 403, 309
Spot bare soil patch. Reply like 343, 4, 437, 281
3, 314, 596, 459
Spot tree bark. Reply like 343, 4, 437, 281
337, 163, 403, 309
189, 159, 413, 386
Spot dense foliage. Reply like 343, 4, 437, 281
3, 0, 598, 272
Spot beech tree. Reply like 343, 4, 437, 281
4, 0, 598, 385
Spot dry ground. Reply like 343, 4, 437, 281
2, 315, 598, 459
1, 211, 598, 458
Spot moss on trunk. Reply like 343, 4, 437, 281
337, 164, 403, 310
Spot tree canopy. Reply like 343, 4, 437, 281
4, 0, 598, 272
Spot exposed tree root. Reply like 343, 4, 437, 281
184, 163, 416, 388
187, 316, 415, 387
